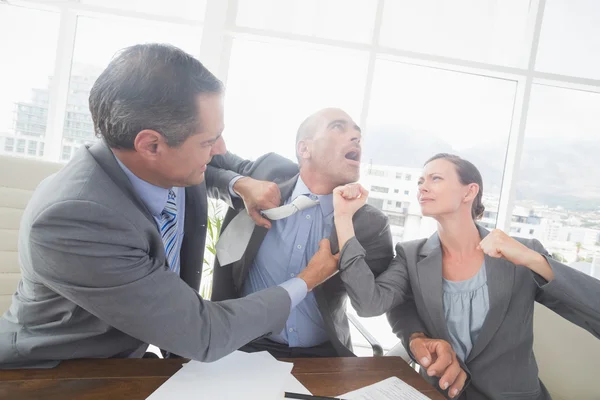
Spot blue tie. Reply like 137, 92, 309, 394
160, 189, 179, 274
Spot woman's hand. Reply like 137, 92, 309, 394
333, 183, 368, 252
478, 229, 554, 281
333, 183, 369, 219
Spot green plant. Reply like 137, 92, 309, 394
551, 252, 566, 263
200, 199, 226, 299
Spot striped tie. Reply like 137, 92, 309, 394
159, 189, 179, 274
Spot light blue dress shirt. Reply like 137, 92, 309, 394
442, 263, 490, 362
116, 159, 186, 274
116, 157, 306, 310
242, 176, 333, 347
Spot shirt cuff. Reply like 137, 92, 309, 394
228, 175, 244, 198
278, 278, 308, 311
531, 254, 554, 288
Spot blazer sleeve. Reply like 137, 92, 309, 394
206, 151, 300, 209
205, 152, 254, 208
338, 235, 411, 317
531, 239, 600, 338
28, 199, 292, 362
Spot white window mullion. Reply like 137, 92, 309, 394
44, 7, 77, 162
496, 0, 547, 231
199, 0, 236, 82
359, 0, 385, 133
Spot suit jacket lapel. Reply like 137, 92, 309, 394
180, 183, 208, 291
467, 226, 515, 362
87, 140, 155, 227
416, 233, 452, 343
89, 141, 206, 291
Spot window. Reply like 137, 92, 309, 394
0, 6, 59, 157
387, 200, 392, 205
27, 141, 38, 156
394, 189, 399, 194
367, 198, 384, 210
387, 213, 406, 227
16, 139, 26, 153
369, 169, 386, 177
80, 0, 207, 21
379, 0, 533, 67
371, 186, 389, 194
225, 38, 368, 160
536, 0, 600, 80
396, 201, 402, 208
4, 137, 15, 152
61, 145, 72, 161
39, 142, 45, 157
510, 84, 600, 280
404, 190, 410, 196
395, 172, 402, 179
236, 0, 378, 44
62, 15, 203, 160
364, 60, 516, 240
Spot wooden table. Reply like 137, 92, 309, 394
0, 356, 445, 399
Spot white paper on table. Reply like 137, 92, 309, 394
146, 351, 293, 400
340, 376, 430, 400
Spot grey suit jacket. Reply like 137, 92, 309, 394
209, 152, 426, 356
0, 141, 292, 368
340, 225, 600, 399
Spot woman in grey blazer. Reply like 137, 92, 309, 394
331, 153, 600, 400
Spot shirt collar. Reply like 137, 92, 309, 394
114, 156, 170, 217
291, 176, 334, 217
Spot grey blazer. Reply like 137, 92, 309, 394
208, 152, 426, 356
0, 141, 292, 368
339, 225, 600, 399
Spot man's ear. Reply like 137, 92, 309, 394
297, 140, 311, 162
134, 130, 163, 159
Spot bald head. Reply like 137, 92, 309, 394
295, 108, 359, 163
294, 108, 362, 191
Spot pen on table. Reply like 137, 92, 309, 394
284, 392, 346, 400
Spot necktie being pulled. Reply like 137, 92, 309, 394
215, 195, 319, 266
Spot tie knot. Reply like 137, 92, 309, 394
163, 189, 177, 215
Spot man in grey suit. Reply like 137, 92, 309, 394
210, 108, 463, 366
0, 44, 336, 368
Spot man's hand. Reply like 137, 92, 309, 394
233, 177, 281, 229
409, 333, 468, 398
298, 239, 340, 291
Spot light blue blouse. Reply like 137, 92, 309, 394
442, 263, 490, 362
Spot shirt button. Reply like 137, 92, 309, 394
290, 273, 295, 278
297, 244, 302, 250
306, 215, 311, 220
289, 328, 294, 333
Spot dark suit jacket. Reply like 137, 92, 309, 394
209, 152, 420, 356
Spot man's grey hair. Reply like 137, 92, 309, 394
89, 43, 223, 149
